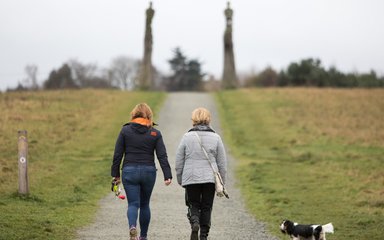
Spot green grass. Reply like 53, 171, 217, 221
0, 89, 165, 240
215, 88, 384, 240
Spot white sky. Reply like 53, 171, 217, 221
1, 0, 383, 90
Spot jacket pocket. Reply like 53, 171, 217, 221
192, 168, 203, 179
193, 167, 212, 182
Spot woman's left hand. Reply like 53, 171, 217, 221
164, 179, 172, 186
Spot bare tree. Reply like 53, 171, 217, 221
68, 59, 97, 87
109, 56, 139, 90
23, 64, 39, 90
68, 59, 115, 88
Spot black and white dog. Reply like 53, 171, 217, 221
280, 220, 334, 240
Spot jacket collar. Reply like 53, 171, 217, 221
131, 117, 152, 127
188, 124, 215, 133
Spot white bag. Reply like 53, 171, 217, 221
194, 132, 229, 198
215, 172, 229, 197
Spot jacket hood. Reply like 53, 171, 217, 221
131, 117, 152, 127
130, 123, 149, 134
124, 118, 151, 134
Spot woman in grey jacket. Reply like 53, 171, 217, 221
175, 107, 227, 240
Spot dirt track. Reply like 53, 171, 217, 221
76, 92, 279, 240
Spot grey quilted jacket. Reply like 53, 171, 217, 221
175, 125, 227, 187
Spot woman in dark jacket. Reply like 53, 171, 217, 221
111, 103, 172, 240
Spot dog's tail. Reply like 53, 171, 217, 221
322, 223, 334, 233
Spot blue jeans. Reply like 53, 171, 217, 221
122, 165, 157, 237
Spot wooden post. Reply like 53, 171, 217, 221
18, 130, 29, 195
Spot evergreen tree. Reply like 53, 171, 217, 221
44, 64, 77, 89
166, 48, 203, 91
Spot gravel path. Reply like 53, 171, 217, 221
76, 92, 279, 240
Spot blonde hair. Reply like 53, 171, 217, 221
130, 103, 153, 126
191, 107, 211, 126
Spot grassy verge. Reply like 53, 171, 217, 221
215, 88, 384, 240
0, 89, 165, 240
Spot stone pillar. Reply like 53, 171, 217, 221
138, 2, 155, 90
222, 2, 238, 89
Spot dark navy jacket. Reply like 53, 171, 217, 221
111, 122, 172, 180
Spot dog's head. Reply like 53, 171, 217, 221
280, 220, 294, 234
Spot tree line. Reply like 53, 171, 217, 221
9, 54, 383, 92
244, 58, 384, 88
15, 56, 142, 91
11, 48, 204, 92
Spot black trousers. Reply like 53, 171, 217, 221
185, 183, 215, 234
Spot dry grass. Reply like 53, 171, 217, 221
216, 88, 384, 240
0, 89, 165, 239
0, 90, 114, 191
273, 88, 384, 147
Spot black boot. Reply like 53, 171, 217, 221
190, 215, 199, 240
200, 225, 209, 240
190, 221, 199, 240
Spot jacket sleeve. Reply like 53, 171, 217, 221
216, 135, 227, 185
155, 131, 173, 180
111, 129, 125, 178
175, 135, 186, 185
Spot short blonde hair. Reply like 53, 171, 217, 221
191, 107, 211, 126
130, 103, 153, 126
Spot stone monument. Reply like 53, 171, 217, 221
138, 2, 155, 90
222, 2, 238, 89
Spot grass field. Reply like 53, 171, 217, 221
215, 88, 384, 240
0, 89, 165, 240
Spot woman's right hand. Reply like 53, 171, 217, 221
164, 179, 172, 186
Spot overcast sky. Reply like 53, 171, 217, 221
1, 0, 383, 90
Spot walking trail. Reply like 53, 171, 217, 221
77, 93, 279, 240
